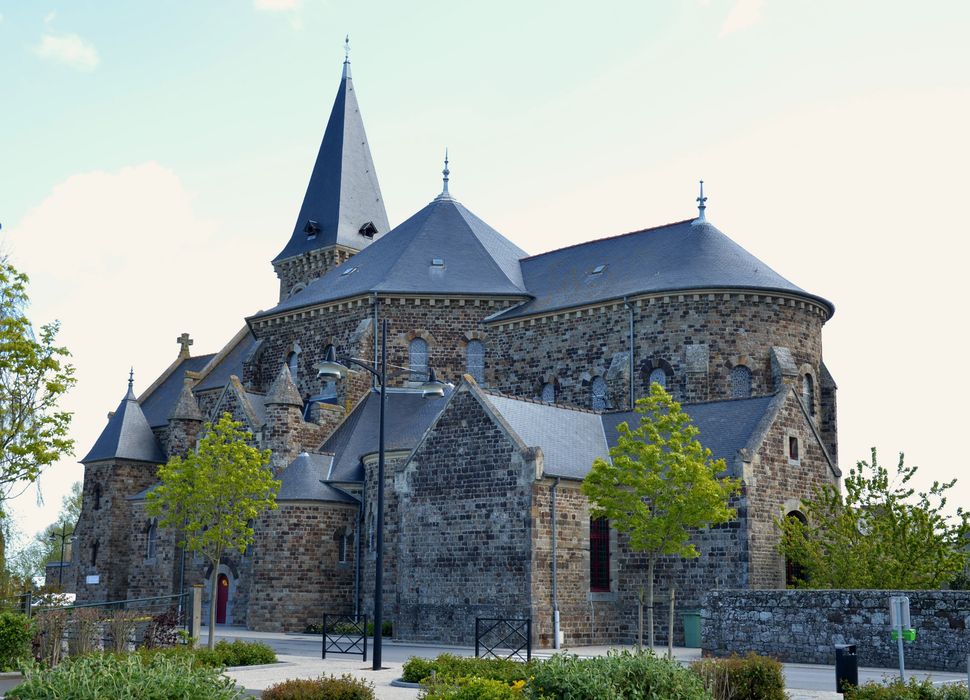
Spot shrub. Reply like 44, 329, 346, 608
691, 653, 786, 700
67, 607, 101, 657
7, 653, 244, 699
193, 639, 277, 668
262, 673, 375, 700
421, 676, 524, 700
105, 610, 142, 654
142, 606, 181, 649
0, 612, 33, 671
404, 653, 531, 685
327, 619, 393, 637
32, 608, 67, 666
844, 678, 969, 700
525, 651, 712, 700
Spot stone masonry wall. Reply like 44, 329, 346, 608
703, 589, 970, 671
489, 294, 825, 412
75, 460, 159, 603
126, 501, 179, 600
745, 392, 838, 590
397, 388, 536, 644
248, 502, 358, 632
274, 246, 356, 301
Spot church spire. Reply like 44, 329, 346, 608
272, 39, 390, 271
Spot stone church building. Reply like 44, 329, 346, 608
74, 52, 840, 646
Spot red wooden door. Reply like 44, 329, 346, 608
216, 574, 229, 624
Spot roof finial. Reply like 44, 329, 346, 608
435, 148, 452, 200
342, 35, 351, 78
696, 180, 707, 222
127, 367, 135, 398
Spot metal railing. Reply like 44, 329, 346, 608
475, 617, 532, 662
321, 612, 368, 661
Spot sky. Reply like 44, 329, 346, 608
1, 0, 969, 549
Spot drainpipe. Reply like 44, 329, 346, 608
354, 480, 365, 619
551, 477, 561, 649
372, 293, 379, 389
623, 297, 635, 409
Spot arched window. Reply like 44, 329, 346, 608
336, 528, 351, 564
146, 520, 157, 560
541, 382, 556, 404
802, 374, 815, 416
409, 338, 428, 381
730, 365, 752, 398
90, 541, 99, 567
93, 484, 101, 511
591, 376, 608, 411
466, 340, 485, 383
286, 350, 299, 383
590, 517, 610, 592
648, 367, 667, 390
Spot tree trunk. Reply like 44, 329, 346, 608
647, 557, 655, 650
208, 556, 220, 650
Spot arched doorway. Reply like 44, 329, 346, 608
216, 574, 229, 624
784, 510, 808, 587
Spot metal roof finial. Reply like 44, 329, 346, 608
696, 180, 707, 222
342, 35, 351, 78
435, 148, 452, 200
127, 367, 135, 398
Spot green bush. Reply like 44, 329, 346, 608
7, 653, 244, 699
262, 673, 375, 699
421, 676, 524, 700
525, 651, 712, 700
403, 654, 531, 685
321, 619, 393, 636
690, 653, 786, 700
844, 678, 968, 700
193, 639, 277, 667
0, 612, 33, 671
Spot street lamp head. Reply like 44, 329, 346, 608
420, 367, 447, 398
316, 345, 347, 379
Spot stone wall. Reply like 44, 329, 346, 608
273, 245, 357, 301
126, 501, 180, 600
247, 501, 358, 632
488, 293, 826, 413
359, 452, 409, 625
703, 589, 970, 672
397, 388, 536, 644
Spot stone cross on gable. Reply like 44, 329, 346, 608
177, 332, 193, 358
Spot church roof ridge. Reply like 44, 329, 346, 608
518, 217, 697, 262
478, 387, 601, 414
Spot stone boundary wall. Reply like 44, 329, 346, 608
703, 589, 970, 672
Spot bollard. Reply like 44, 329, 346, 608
834, 644, 858, 694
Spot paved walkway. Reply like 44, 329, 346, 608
212, 626, 964, 700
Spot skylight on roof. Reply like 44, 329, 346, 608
431, 258, 445, 267
341, 266, 358, 276
591, 265, 607, 275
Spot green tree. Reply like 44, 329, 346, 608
581, 383, 741, 649
0, 259, 75, 569
779, 448, 970, 589
9, 482, 83, 587
146, 414, 278, 649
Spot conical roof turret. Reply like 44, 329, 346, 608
273, 42, 389, 263
266, 365, 304, 407
81, 372, 166, 464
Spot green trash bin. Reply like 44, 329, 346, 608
682, 610, 702, 648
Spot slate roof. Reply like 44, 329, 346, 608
479, 390, 777, 480
278, 452, 358, 504
139, 354, 213, 428
194, 332, 258, 393
273, 60, 389, 263
253, 197, 529, 320
491, 219, 834, 321
81, 380, 166, 464
323, 387, 453, 483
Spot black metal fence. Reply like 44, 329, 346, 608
320, 612, 368, 661
475, 617, 532, 662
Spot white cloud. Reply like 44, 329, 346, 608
254, 0, 301, 10
719, 0, 765, 37
34, 32, 100, 71
44, 10, 57, 24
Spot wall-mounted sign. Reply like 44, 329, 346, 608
85, 575, 100, 584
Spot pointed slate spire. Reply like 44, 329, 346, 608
266, 364, 304, 407
81, 373, 166, 464
273, 43, 390, 264
170, 376, 204, 422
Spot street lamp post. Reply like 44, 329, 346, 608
317, 318, 445, 671
49, 527, 74, 589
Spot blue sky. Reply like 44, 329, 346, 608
2, 0, 969, 546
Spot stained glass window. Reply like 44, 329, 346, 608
802, 374, 815, 416
409, 338, 428, 381
466, 340, 485, 383
648, 367, 667, 389
730, 365, 751, 398
541, 382, 556, 403
146, 520, 157, 560
591, 376, 608, 411
590, 517, 610, 592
